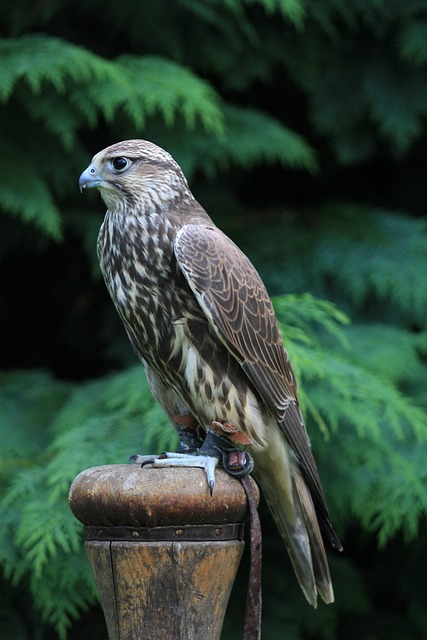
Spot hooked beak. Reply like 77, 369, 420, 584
79, 165, 102, 193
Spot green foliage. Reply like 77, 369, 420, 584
164, 104, 317, 177
2, 0, 427, 638
0, 29, 315, 240
0, 35, 224, 136
277, 0, 427, 161
1, 294, 427, 637
273, 296, 427, 545
311, 207, 427, 323
0, 368, 174, 637
239, 205, 427, 326
399, 20, 427, 65
0, 33, 222, 238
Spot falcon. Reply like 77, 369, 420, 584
79, 139, 342, 606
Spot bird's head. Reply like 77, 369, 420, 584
79, 139, 190, 214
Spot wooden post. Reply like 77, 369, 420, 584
69, 460, 258, 640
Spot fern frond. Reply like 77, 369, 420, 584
266, 295, 427, 544
28, 88, 83, 150
1, 35, 224, 141
274, 293, 350, 346
344, 324, 424, 385
162, 104, 317, 178
0, 158, 63, 239
364, 440, 427, 545
15, 495, 82, 578
237, 206, 427, 327
299, 346, 427, 545
118, 55, 224, 132
30, 550, 97, 640
306, 346, 427, 441
331, 423, 427, 546
46, 366, 173, 498
0, 365, 175, 638
0, 35, 120, 102
71, 54, 224, 134
0, 370, 72, 474
223, 105, 317, 170
364, 58, 427, 153
314, 205, 427, 323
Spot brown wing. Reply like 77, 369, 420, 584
174, 224, 341, 550
175, 224, 298, 421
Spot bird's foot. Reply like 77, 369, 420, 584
129, 451, 218, 494
129, 429, 253, 495
151, 451, 219, 495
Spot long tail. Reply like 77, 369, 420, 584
252, 424, 335, 607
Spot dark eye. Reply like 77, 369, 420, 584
111, 157, 130, 172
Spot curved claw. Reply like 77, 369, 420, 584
151, 452, 219, 495
129, 454, 158, 467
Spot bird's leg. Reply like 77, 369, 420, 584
141, 420, 254, 495
129, 413, 219, 491
129, 414, 253, 494
173, 413, 204, 453
128, 413, 203, 463
148, 414, 220, 493
150, 428, 254, 492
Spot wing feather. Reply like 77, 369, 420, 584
174, 224, 341, 550
175, 224, 296, 411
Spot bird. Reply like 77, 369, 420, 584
79, 139, 342, 607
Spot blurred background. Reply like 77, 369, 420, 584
1, 1, 427, 638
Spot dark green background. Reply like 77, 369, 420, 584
1, 1, 427, 638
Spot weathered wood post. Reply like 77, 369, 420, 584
69, 459, 259, 640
